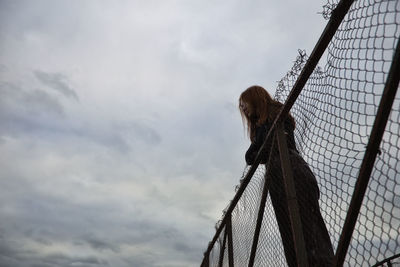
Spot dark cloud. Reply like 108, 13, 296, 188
34, 70, 79, 101
0, 162, 205, 266
0, 82, 138, 152
174, 241, 193, 253
0, 238, 108, 267
0, 81, 64, 116
0, 243, 25, 267
23, 229, 53, 246
83, 235, 120, 253
0, 81, 65, 136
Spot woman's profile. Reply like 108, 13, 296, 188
239, 85, 334, 267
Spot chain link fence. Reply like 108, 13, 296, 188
201, 0, 400, 266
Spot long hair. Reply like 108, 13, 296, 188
239, 85, 295, 142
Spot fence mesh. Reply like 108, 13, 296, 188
275, 0, 400, 265
204, 0, 400, 266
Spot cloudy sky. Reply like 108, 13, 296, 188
0, 1, 327, 266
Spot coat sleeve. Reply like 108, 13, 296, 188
245, 124, 271, 165
245, 119, 296, 165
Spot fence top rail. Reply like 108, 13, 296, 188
371, 253, 400, 267
201, 0, 355, 260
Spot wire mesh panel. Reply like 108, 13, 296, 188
207, 165, 267, 266
231, 165, 265, 266
254, 193, 287, 267
275, 0, 400, 265
209, 237, 221, 267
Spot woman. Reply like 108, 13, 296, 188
239, 85, 334, 267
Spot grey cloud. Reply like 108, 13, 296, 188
34, 70, 79, 101
117, 218, 203, 263
0, 191, 114, 266
23, 229, 53, 246
116, 121, 162, 146
0, 194, 201, 266
42, 254, 108, 267
68, 127, 132, 153
0, 82, 64, 116
0, 240, 17, 260
0, 243, 25, 267
83, 235, 120, 253
87, 121, 163, 153
49, 119, 163, 153
0, 82, 65, 136
0, 239, 107, 267
0, 64, 7, 72
130, 122, 162, 145
174, 241, 193, 253
0, 162, 203, 265
0, 82, 133, 151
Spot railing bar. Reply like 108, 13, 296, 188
333, 36, 400, 267
227, 215, 234, 267
276, 124, 309, 267
371, 254, 400, 267
248, 136, 276, 267
218, 226, 228, 267
201, 252, 210, 267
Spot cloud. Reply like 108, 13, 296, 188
0, 234, 110, 267
130, 122, 162, 145
0, 133, 212, 266
34, 70, 79, 101
112, 121, 162, 147
38, 254, 108, 267
0, 80, 162, 152
0, 64, 7, 72
0, 81, 65, 137
0, 81, 64, 116
82, 235, 120, 253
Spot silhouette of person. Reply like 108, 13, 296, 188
239, 85, 334, 267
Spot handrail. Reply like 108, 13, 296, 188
371, 253, 400, 267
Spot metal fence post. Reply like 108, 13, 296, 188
248, 136, 276, 267
226, 214, 234, 267
276, 122, 309, 267
218, 227, 228, 267
201, 252, 210, 267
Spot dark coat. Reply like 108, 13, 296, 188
245, 118, 297, 165
245, 118, 334, 267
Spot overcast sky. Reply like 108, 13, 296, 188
0, 1, 327, 266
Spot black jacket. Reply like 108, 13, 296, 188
245, 119, 297, 165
